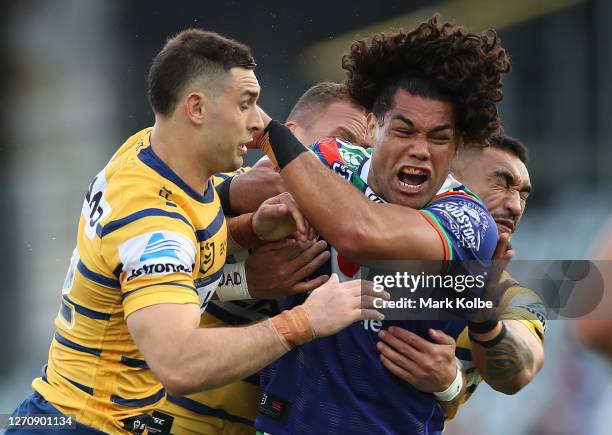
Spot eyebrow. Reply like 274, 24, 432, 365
494, 168, 532, 194
241, 90, 259, 99
392, 115, 452, 133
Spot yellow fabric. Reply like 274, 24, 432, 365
159, 167, 261, 435
33, 128, 227, 434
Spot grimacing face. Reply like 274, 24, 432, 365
203, 67, 263, 173
288, 100, 368, 147
455, 147, 531, 237
367, 89, 457, 209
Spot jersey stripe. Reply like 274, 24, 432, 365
100, 208, 194, 238
121, 282, 197, 302
119, 356, 149, 369
138, 146, 215, 204
166, 395, 254, 426
54, 332, 101, 357
111, 388, 165, 407
77, 260, 120, 289
59, 373, 94, 395
195, 207, 225, 242
63, 296, 111, 321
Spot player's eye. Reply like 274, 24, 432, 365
430, 135, 450, 144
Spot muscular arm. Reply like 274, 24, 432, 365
229, 164, 285, 214
128, 303, 287, 396
265, 129, 443, 261
470, 320, 544, 395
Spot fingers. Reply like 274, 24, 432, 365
377, 339, 419, 375
379, 329, 423, 363
428, 328, 456, 346
380, 354, 415, 384
290, 275, 329, 294
384, 326, 432, 353
289, 251, 331, 286
493, 233, 510, 260
287, 240, 328, 273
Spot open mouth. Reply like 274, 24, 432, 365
397, 167, 430, 191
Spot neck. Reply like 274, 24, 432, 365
150, 117, 212, 196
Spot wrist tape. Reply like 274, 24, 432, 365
270, 306, 316, 351
228, 213, 259, 248
257, 120, 307, 170
215, 262, 250, 301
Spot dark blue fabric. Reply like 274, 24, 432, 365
4, 392, 107, 434
256, 138, 496, 435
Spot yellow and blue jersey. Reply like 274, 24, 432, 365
32, 127, 227, 434
158, 168, 279, 435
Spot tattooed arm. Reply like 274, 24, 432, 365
470, 320, 544, 395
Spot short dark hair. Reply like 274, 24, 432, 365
286, 82, 359, 126
342, 15, 511, 145
490, 134, 529, 164
148, 28, 256, 116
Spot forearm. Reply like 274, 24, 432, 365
261, 121, 442, 260
230, 167, 286, 214
471, 320, 543, 394
168, 319, 287, 395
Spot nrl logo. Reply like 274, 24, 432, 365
200, 241, 215, 274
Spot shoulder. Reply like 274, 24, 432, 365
421, 192, 498, 261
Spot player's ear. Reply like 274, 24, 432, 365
365, 113, 378, 147
285, 121, 298, 132
185, 92, 207, 125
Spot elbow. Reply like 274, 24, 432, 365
158, 368, 212, 397
332, 224, 371, 260
490, 358, 543, 396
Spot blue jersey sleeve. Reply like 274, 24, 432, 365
420, 194, 498, 262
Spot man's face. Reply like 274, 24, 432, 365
289, 101, 368, 147
456, 147, 531, 236
368, 89, 456, 208
203, 67, 263, 173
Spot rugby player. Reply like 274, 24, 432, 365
250, 16, 514, 434
377, 135, 545, 420
159, 82, 368, 434
6, 30, 384, 435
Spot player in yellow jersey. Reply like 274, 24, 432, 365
159, 82, 369, 435
375, 134, 545, 418
5, 30, 384, 435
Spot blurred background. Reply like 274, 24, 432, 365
2, 0, 612, 434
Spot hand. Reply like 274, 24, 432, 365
246, 239, 331, 299
302, 275, 389, 338
377, 327, 457, 393
246, 106, 273, 149
472, 233, 515, 322
252, 192, 314, 242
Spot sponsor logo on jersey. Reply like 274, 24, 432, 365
119, 231, 196, 282
332, 161, 354, 182
127, 262, 194, 282
430, 200, 489, 250
140, 233, 180, 261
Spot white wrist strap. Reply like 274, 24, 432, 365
215, 261, 251, 301
433, 358, 463, 402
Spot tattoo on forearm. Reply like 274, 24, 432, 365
484, 329, 534, 380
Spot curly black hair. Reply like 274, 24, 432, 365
342, 15, 510, 145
